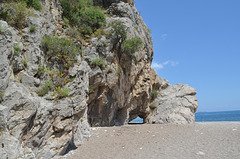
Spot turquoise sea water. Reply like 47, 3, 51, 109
129, 110, 240, 123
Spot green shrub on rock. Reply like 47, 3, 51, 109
151, 89, 158, 100
29, 25, 36, 32
61, 0, 106, 36
54, 86, 69, 99
41, 36, 81, 71
79, 8, 106, 36
14, 43, 22, 55
149, 103, 157, 110
28, 0, 42, 11
122, 37, 143, 64
122, 37, 143, 54
110, 21, 127, 41
91, 58, 104, 68
37, 80, 53, 96
0, 2, 29, 29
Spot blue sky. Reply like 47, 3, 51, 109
135, 0, 240, 112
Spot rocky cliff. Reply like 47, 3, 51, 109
0, 0, 198, 158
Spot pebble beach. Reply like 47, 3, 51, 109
65, 122, 240, 159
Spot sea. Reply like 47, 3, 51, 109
195, 110, 240, 122
129, 110, 240, 123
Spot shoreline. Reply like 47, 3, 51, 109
62, 122, 240, 159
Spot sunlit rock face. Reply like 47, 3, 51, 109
87, 1, 153, 126
0, 0, 198, 158
146, 70, 198, 124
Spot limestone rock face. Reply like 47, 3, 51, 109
146, 80, 198, 124
93, 0, 128, 7
0, 0, 198, 158
87, 2, 153, 126
0, 5, 90, 159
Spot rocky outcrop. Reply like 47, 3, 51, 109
93, 0, 129, 7
87, 1, 153, 126
0, 5, 90, 158
0, 0, 198, 158
146, 70, 198, 124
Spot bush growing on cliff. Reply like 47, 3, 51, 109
91, 58, 104, 68
149, 103, 157, 110
0, 2, 29, 29
14, 42, 22, 55
41, 36, 81, 72
54, 86, 69, 99
0, 0, 41, 29
122, 37, 143, 54
37, 80, 53, 96
26, 0, 42, 11
79, 8, 106, 36
61, 0, 106, 37
29, 25, 36, 32
151, 89, 158, 100
110, 21, 127, 41
122, 37, 143, 64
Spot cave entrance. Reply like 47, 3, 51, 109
128, 116, 144, 124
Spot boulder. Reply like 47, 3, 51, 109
146, 84, 198, 124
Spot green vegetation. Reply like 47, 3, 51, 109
36, 64, 46, 77
26, 0, 42, 11
29, 25, 36, 32
110, 21, 127, 41
0, 2, 30, 29
122, 37, 143, 64
91, 58, 104, 68
37, 80, 53, 96
41, 36, 81, 71
0, 0, 41, 29
93, 27, 111, 39
79, 8, 106, 36
14, 43, 22, 55
22, 58, 28, 67
149, 103, 157, 110
151, 89, 158, 100
54, 86, 69, 99
122, 37, 143, 54
66, 28, 79, 39
63, 17, 69, 25
89, 85, 94, 93
61, 0, 106, 37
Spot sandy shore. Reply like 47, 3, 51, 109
64, 122, 240, 159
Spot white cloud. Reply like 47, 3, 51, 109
160, 34, 168, 40
152, 62, 164, 69
151, 60, 179, 70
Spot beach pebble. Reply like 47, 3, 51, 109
232, 129, 237, 131
140, 147, 143, 150
197, 151, 205, 156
